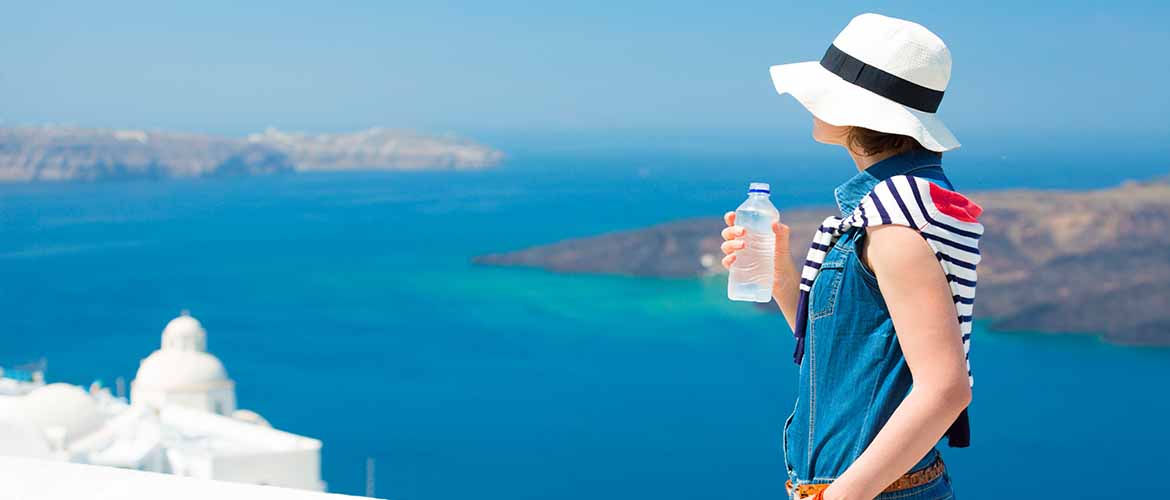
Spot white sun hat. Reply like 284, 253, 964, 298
770, 13, 959, 152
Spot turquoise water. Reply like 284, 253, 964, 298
2, 153, 1168, 499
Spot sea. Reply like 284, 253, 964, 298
2, 148, 1168, 499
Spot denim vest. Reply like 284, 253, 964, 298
783, 149, 954, 486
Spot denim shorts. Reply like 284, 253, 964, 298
874, 470, 954, 500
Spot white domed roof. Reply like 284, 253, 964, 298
161, 311, 207, 352
135, 350, 229, 390
19, 383, 103, 441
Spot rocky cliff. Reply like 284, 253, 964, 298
247, 127, 503, 172
0, 126, 502, 182
475, 176, 1170, 345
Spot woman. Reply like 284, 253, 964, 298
721, 14, 983, 500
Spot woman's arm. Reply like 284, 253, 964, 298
824, 225, 972, 500
721, 212, 801, 331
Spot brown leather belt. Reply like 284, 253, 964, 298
785, 457, 946, 499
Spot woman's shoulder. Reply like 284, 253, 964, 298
858, 175, 983, 231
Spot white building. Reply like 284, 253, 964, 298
0, 312, 327, 492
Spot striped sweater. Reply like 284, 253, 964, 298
791, 174, 984, 446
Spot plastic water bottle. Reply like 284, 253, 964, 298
728, 182, 780, 303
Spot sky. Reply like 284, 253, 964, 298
2, 0, 1168, 154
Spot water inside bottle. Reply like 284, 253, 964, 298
728, 183, 779, 303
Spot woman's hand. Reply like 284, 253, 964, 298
721, 211, 801, 330
720, 211, 793, 288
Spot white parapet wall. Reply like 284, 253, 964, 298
0, 456, 376, 500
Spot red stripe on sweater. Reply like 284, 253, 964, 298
929, 182, 983, 222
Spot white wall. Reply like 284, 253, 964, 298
131, 385, 236, 415
212, 450, 325, 491
0, 456, 370, 500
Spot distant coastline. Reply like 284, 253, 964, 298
475, 174, 1170, 346
0, 126, 503, 183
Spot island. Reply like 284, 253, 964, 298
475, 175, 1170, 346
0, 126, 503, 182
